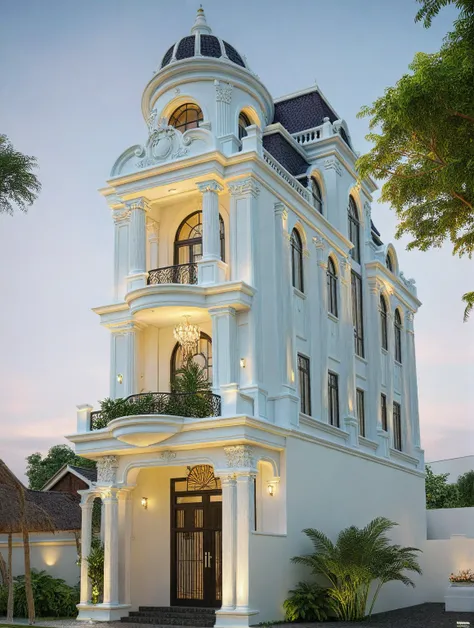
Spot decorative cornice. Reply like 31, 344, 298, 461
96, 456, 119, 483
196, 180, 224, 194
214, 80, 233, 104
228, 177, 260, 197
125, 197, 150, 212
224, 444, 255, 469
324, 157, 343, 176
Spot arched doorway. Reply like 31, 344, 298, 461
171, 332, 213, 383
174, 211, 225, 266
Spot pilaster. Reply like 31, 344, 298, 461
79, 498, 93, 605
339, 258, 357, 439
313, 236, 328, 421
228, 177, 260, 287
214, 80, 239, 155
366, 277, 384, 442
109, 321, 145, 398
146, 218, 160, 271
196, 180, 227, 285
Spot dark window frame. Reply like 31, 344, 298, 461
169, 103, 204, 133
328, 371, 340, 428
290, 228, 304, 292
351, 271, 364, 358
297, 354, 311, 416
348, 196, 361, 263
381, 393, 388, 431
311, 178, 323, 214
356, 389, 365, 437
393, 401, 402, 451
386, 253, 394, 272
380, 294, 388, 351
171, 332, 213, 383
394, 310, 402, 363
174, 210, 225, 264
327, 257, 338, 317
238, 111, 251, 140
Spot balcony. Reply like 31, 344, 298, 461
147, 263, 197, 286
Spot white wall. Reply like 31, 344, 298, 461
421, 536, 474, 602
427, 507, 474, 539
0, 532, 79, 586
429, 456, 474, 483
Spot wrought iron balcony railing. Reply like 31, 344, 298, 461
89, 391, 221, 431
147, 263, 198, 286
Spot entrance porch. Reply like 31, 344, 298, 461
76, 446, 283, 627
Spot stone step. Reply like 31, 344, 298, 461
121, 620, 215, 627
138, 607, 216, 615
130, 613, 215, 620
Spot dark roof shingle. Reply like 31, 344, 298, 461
69, 465, 97, 483
273, 91, 338, 134
263, 133, 309, 177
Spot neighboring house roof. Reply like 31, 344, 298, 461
41, 464, 97, 492
263, 132, 310, 177
273, 90, 338, 134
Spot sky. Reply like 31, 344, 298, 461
0, 0, 472, 481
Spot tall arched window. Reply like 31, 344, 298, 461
348, 196, 361, 263
380, 295, 388, 350
169, 103, 203, 132
290, 228, 304, 292
394, 309, 402, 363
171, 332, 213, 382
386, 252, 394, 272
327, 257, 338, 317
174, 211, 225, 265
311, 178, 323, 214
238, 111, 251, 140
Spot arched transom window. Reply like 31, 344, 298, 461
380, 294, 388, 350
290, 228, 304, 292
386, 252, 394, 272
174, 211, 225, 265
171, 332, 213, 382
394, 309, 402, 363
169, 103, 203, 132
348, 196, 361, 263
238, 111, 251, 140
327, 257, 338, 317
311, 178, 323, 214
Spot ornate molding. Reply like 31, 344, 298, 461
196, 180, 224, 194
97, 456, 119, 483
324, 158, 343, 176
214, 80, 233, 104
364, 201, 371, 221
146, 218, 159, 242
227, 177, 260, 197
159, 450, 176, 464
274, 202, 288, 220
135, 116, 194, 169
125, 198, 150, 212
399, 271, 417, 292
112, 208, 131, 224
224, 445, 255, 469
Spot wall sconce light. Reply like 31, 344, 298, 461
141, 497, 148, 510
267, 484, 275, 497
117, 374, 123, 384
240, 358, 246, 368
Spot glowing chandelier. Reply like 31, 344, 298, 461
173, 316, 200, 358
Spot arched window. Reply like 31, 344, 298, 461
174, 211, 225, 265
380, 295, 388, 350
171, 332, 213, 382
386, 252, 394, 272
290, 228, 304, 292
327, 257, 338, 317
348, 196, 361, 263
169, 103, 203, 132
311, 178, 323, 214
394, 309, 402, 363
238, 111, 251, 140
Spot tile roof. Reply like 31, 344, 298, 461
69, 465, 97, 483
273, 91, 338, 134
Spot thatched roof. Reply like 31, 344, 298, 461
0, 459, 81, 534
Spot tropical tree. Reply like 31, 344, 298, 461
456, 470, 474, 506
26, 445, 96, 490
425, 464, 459, 508
357, 0, 474, 319
292, 517, 422, 620
0, 135, 41, 215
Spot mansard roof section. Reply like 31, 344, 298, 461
273, 88, 338, 133
263, 130, 310, 177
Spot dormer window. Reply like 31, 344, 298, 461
386, 252, 393, 272
238, 112, 251, 140
169, 103, 203, 132
311, 178, 323, 214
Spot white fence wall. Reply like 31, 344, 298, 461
427, 507, 474, 539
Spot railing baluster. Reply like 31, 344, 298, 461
147, 263, 198, 286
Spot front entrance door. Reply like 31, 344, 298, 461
170, 469, 222, 608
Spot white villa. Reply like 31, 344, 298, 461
68, 7, 426, 625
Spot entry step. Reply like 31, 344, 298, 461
121, 606, 216, 627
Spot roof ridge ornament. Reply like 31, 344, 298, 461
191, 5, 212, 36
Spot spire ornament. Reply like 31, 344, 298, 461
191, 5, 212, 35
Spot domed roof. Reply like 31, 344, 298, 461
160, 7, 248, 70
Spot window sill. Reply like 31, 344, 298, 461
252, 531, 287, 538
299, 413, 349, 440
381, 348, 388, 356
328, 312, 339, 323
355, 355, 368, 366
358, 436, 378, 451
293, 287, 306, 299
394, 360, 403, 367
389, 448, 419, 466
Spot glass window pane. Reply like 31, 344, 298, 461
176, 496, 203, 504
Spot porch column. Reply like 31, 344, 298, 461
235, 471, 256, 610
127, 197, 150, 292
118, 489, 134, 606
220, 474, 237, 610
209, 306, 238, 415
196, 180, 226, 285
102, 488, 120, 605
340, 258, 358, 445
79, 497, 93, 605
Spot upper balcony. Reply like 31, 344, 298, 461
147, 262, 197, 286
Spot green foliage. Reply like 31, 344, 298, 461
456, 470, 474, 506
357, 0, 474, 319
86, 539, 104, 605
0, 570, 78, 618
0, 135, 41, 215
425, 464, 459, 508
283, 581, 332, 622
26, 445, 96, 490
292, 517, 422, 621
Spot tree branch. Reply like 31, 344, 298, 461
448, 109, 474, 124
451, 190, 474, 212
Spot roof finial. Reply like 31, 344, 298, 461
191, 4, 212, 35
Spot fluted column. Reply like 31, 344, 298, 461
126, 198, 150, 292
102, 488, 120, 605
79, 497, 93, 604
220, 474, 237, 611
340, 259, 358, 444
196, 180, 226, 285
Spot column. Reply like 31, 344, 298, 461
340, 258, 358, 445
214, 80, 239, 155
146, 218, 159, 271
228, 178, 260, 286
118, 489, 133, 606
235, 472, 256, 610
313, 237, 328, 421
126, 198, 150, 292
102, 488, 120, 606
220, 474, 237, 611
196, 180, 226, 285
406, 311, 422, 455
79, 497, 93, 605
112, 207, 131, 301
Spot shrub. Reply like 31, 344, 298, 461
0, 570, 79, 618
283, 581, 332, 622
86, 538, 104, 605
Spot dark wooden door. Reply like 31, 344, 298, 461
170, 478, 222, 608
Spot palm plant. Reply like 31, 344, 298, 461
292, 517, 422, 621
170, 358, 213, 417
0, 135, 41, 215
